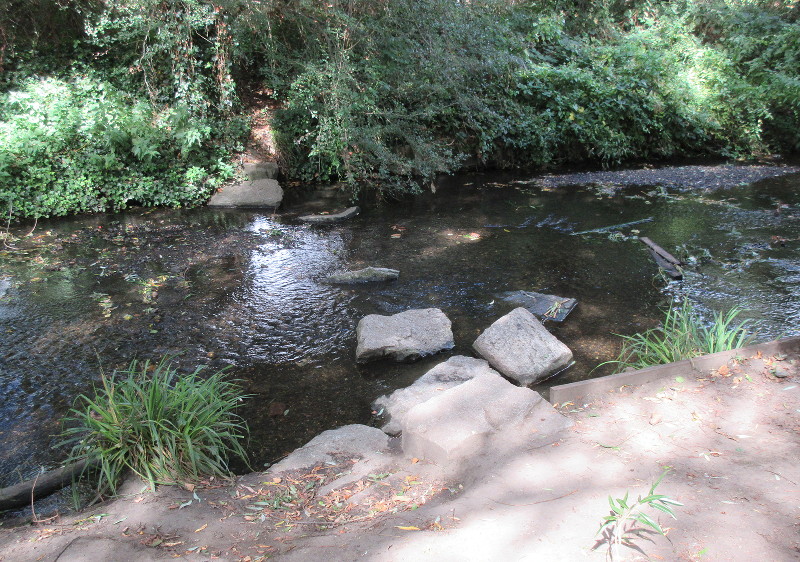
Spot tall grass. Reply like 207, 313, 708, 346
610, 300, 754, 372
60, 358, 249, 495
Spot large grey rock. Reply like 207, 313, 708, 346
207, 178, 283, 208
374, 356, 501, 435
324, 267, 399, 284
299, 206, 360, 223
243, 161, 279, 180
473, 307, 572, 385
401, 375, 571, 464
356, 308, 454, 363
268, 424, 389, 473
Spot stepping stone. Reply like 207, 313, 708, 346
268, 425, 390, 473
401, 375, 571, 464
473, 307, 573, 385
208, 178, 283, 208
299, 206, 360, 223
356, 308, 454, 363
243, 161, 279, 180
323, 267, 399, 284
373, 356, 501, 435
497, 290, 577, 322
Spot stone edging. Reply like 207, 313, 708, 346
549, 335, 800, 405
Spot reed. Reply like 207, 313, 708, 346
611, 300, 754, 372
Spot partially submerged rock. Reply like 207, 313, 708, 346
207, 178, 283, 208
473, 307, 573, 385
299, 206, 360, 224
497, 290, 577, 322
324, 267, 399, 284
401, 375, 571, 464
373, 356, 501, 435
356, 308, 454, 363
268, 424, 390, 473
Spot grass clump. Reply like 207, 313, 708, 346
610, 300, 754, 372
60, 358, 249, 495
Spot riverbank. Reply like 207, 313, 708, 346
1, 340, 797, 561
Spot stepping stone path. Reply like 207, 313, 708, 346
208, 162, 283, 208
356, 308, 454, 363
473, 307, 573, 385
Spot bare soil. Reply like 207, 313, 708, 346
1, 349, 798, 562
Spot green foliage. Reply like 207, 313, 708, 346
597, 470, 682, 560
608, 299, 754, 372
0, 76, 237, 220
60, 358, 249, 495
3, 1, 800, 210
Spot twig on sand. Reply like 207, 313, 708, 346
490, 489, 577, 507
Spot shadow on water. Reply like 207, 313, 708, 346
1, 168, 799, 488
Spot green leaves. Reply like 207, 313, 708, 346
60, 357, 249, 496
598, 469, 683, 560
607, 299, 754, 373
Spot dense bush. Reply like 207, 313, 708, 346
0, 76, 237, 219
1, 0, 799, 216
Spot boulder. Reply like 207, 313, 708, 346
207, 178, 283, 208
497, 290, 577, 322
356, 308, 454, 363
299, 206, 360, 224
473, 307, 572, 385
373, 356, 501, 435
401, 375, 571, 465
324, 267, 399, 284
243, 161, 279, 180
268, 424, 390, 473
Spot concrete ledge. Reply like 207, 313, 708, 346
549, 336, 800, 405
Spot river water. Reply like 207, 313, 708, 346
1, 165, 799, 487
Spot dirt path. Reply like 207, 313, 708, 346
1, 349, 798, 561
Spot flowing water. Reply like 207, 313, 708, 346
1, 166, 799, 487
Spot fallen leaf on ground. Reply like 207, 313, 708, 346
396, 526, 420, 531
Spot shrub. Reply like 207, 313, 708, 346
60, 358, 249, 495
0, 76, 237, 220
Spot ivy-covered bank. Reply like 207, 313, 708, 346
1, 1, 799, 220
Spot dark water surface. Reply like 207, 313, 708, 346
1, 168, 799, 487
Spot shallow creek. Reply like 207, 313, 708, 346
1, 166, 799, 486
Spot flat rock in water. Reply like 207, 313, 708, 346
401, 375, 572, 465
373, 356, 501, 435
299, 206, 360, 223
498, 290, 577, 322
207, 178, 283, 208
324, 267, 399, 284
356, 308, 454, 363
268, 424, 390, 473
473, 307, 573, 385
242, 161, 279, 180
